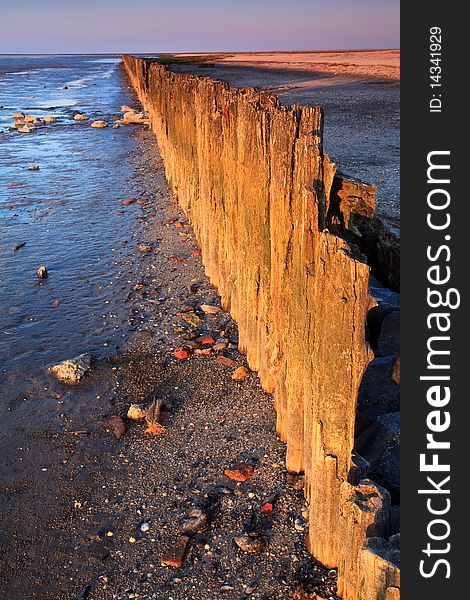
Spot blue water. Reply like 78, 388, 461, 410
0, 55, 150, 392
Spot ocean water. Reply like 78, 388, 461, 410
0, 55, 149, 393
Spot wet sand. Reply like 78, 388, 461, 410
0, 73, 334, 599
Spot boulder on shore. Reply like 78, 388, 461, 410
116, 110, 150, 125
17, 125, 34, 134
49, 353, 92, 383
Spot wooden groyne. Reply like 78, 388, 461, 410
122, 55, 400, 600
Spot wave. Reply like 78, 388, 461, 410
65, 65, 116, 89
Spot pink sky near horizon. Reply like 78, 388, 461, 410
0, 0, 399, 54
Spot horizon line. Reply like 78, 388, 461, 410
0, 48, 400, 57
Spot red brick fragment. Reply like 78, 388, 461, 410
224, 464, 255, 482
196, 334, 215, 345
161, 536, 190, 567
215, 356, 234, 367
174, 347, 190, 360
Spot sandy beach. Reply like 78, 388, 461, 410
178, 49, 400, 80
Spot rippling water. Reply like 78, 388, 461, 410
0, 55, 148, 392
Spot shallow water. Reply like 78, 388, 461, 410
0, 55, 151, 392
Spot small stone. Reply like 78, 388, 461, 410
245, 580, 259, 595
161, 535, 190, 567
105, 531, 114, 537
200, 304, 220, 315
232, 366, 249, 380
110, 415, 127, 439
215, 356, 234, 367
260, 502, 273, 514
129, 537, 137, 543
180, 508, 210, 536
37, 265, 48, 278
224, 464, 255, 482
234, 533, 265, 554
18, 125, 34, 133
73, 113, 89, 121
174, 347, 190, 360
43, 116, 56, 123
194, 347, 212, 355
91, 119, 108, 128
28, 165, 40, 171
138, 245, 152, 253
213, 339, 228, 352
127, 403, 148, 421
50, 353, 91, 383
140, 522, 151, 532
294, 518, 306, 531
181, 313, 203, 327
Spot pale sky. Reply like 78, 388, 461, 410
0, 0, 399, 54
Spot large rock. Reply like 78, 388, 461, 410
116, 110, 150, 125
50, 353, 91, 383
356, 356, 400, 426
368, 285, 400, 350
375, 310, 400, 358
356, 412, 400, 503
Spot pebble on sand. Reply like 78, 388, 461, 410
200, 304, 221, 315
232, 366, 249, 380
161, 536, 190, 568
196, 334, 215, 345
215, 356, 234, 367
180, 508, 210, 536
174, 347, 190, 360
234, 533, 266, 554
224, 464, 255, 482
49, 353, 91, 384
127, 403, 148, 421
110, 415, 127, 439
